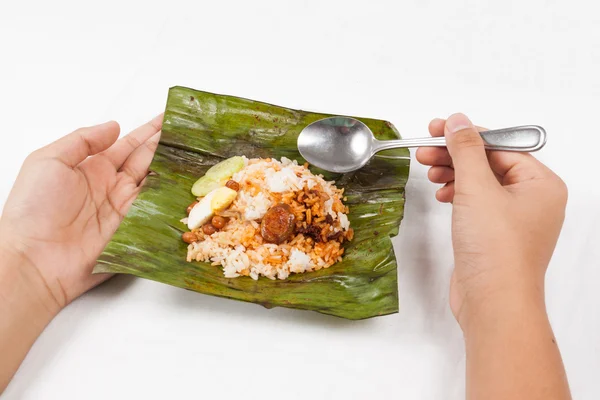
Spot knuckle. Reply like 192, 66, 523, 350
72, 127, 88, 136
144, 139, 159, 151
555, 176, 568, 203
427, 167, 438, 180
121, 165, 139, 180
77, 133, 93, 154
149, 119, 162, 131
125, 135, 142, 149
541, 173, 568, 208
25, 148, 44, 163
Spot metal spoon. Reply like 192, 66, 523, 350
297, 117, 546, 173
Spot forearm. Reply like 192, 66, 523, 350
463, 290, 571, 400
0, 244, 58, 393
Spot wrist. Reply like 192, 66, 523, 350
0, 240, 59, 392
0, 241, 61, 321
458, 281, 547, 337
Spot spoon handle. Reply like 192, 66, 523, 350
373, 125, 546, 153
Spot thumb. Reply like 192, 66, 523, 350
36, 121, 120, 168
445, 113, 497, 188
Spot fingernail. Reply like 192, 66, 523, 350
445, 113, 472, 134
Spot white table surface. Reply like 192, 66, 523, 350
1, 1, 599, 398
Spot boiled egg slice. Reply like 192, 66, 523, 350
187, 187, 238, 230
210, 187, 238, 213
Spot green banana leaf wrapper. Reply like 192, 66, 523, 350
94, 86, 410, 320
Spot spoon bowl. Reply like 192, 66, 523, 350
297, 117, 376, 173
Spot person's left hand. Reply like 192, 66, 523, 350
0, 115, 163, 311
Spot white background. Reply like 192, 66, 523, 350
1, 0, 599, 398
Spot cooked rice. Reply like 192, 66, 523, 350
184, 156, 352, 280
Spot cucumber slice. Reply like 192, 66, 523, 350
191, 176, 227, 197
205, 156, 245, 180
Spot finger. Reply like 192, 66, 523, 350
416, 118, 447, 166
487, 151, 547, 183
416, 147, 452, 166
418, 118, 489, 166
119, 131, 161, 184
96, 186, 142, 241
444, 113, 497, 188
110, 181, 145, 226
103, 114, 163, 169
37, 121, 120, 168
428, 118, 446, 137
428, 166, 455, 184
436, 181, 455, 203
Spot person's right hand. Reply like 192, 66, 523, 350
416, 113, 568, 330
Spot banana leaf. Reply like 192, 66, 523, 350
94, 86, 410, 320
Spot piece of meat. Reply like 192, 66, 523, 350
261, 203, 296, 244
297, 224, 322, 242
327, 231, 343, 241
